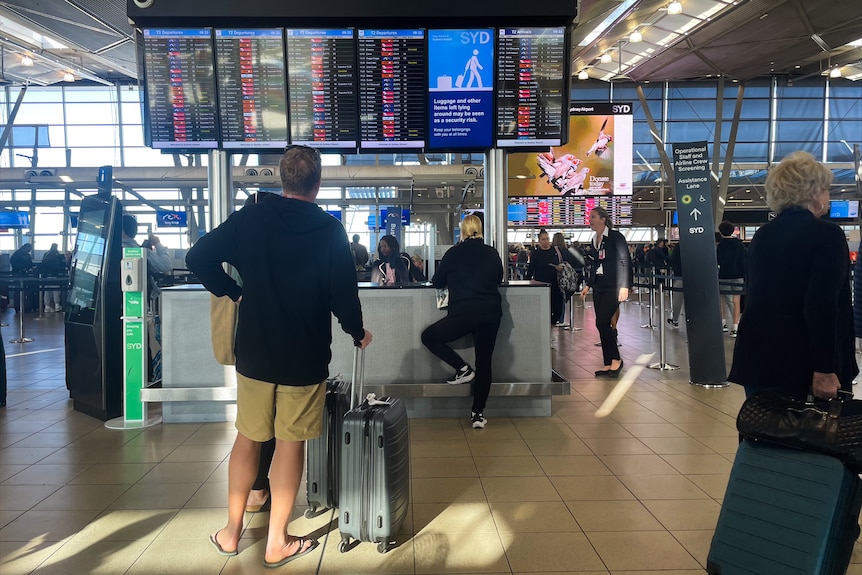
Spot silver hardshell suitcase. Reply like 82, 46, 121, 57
337, 349, 410, 553
305, 375, 350, 517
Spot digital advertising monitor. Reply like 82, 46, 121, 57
141, 28, 219, 150
285, 28, 359, 151
508, 102, 634, 197
495, 27, 568, 149
214, 29, 288, 150
830, 199, 859, 220
357, 29, 427, 151
0, 211, 31, 228
427, 29, 494, 150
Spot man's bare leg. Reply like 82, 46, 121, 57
264, 438, 313, 563
212, 432, 260, 553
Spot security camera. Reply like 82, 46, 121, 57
132, 0, 154, 8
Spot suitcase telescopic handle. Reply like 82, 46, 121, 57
350, 346, 365, 410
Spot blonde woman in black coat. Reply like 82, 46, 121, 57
728, 151, 857, 400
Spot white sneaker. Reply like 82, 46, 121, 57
471, 412, 487, 429
555, 322, 570, 328
54, 305, 63, 313
44, 306, 53, 313
729, 329, 738, 338
722, 325, 729, 333
447, 366, 475, 385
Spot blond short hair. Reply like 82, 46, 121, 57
460, 214, 483, 239
765, 151, 833, 212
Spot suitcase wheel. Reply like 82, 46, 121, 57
377, 541, 390, 554
338, 537, 351, 553
304, 507, 321, 519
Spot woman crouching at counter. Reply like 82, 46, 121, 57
421, 215, 504, 429
581, 206, 631, 378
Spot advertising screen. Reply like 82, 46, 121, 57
358, 29, 426, 150
286, 29, 358, 150
0, 211, 31, 228
142, 28, 218, 150
427, 29, 494, 150
508, 102, 634, 196
495, 27, 567, 148
215, 29, 288, 149
830, 199, 859, 219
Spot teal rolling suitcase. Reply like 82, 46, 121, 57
707, 440, 862, 575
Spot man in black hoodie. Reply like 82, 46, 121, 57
186, 146, 372, 567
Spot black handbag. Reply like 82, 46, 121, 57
736, 389, 862, 470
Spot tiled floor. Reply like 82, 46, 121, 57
1, 298, 860, 574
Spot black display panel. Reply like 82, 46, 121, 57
142, 28, 218, 150
358, 29, 426, 150
214, 29, 288, 150
286, 28, 358, 150
495, 27, 567, 148
507, 196, 632, 227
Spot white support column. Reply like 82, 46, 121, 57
207, 150, 233, 231
485, 148, 508, 281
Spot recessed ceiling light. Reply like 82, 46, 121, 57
667, 1, 683, 15
63, 72, 75, 82
830, 66, 842, 78
601, 53, 613, 64
578, 70, 589, 80
630, 30, 643, 43
21, 55, 34, 66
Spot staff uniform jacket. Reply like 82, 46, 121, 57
186, 196, 365, 386
432, 238, 503, 318
728, 206, 858, 398
584, 228, 632, 292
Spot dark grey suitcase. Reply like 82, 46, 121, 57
305, 376, 350, 517
337, 349, 410, 553
707, 439, 862, 575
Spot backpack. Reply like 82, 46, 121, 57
554, 247, 578, 296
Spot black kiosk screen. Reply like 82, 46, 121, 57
286, 29, 358, 150
142, 28, 218, 150
215, 29, 288, 149
67, 202, 108, 321
496, 27, 566, 148
358, 29, 426, 150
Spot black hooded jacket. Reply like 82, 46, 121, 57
186, 196, 365, 386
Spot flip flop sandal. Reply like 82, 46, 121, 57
263, 537, 319, 568
209, 530, 238, 557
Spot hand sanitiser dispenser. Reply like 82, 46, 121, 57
121, 257, 144, 292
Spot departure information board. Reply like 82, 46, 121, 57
358, 29, 426, 150
495, 27, 566, 148
142, 28, 218, 149
286, 29, 358, 150
214, 29, 288, 149
508, 196, 632, 227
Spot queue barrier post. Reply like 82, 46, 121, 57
640, 268, 656, 329
9, 280, 34, 344
648, 279, 679, 371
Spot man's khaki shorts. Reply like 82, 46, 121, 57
235, 373, 325, 442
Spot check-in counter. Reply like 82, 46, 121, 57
152, 282, 568, 422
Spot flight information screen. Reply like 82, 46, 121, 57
286, 28, 358, 150
358, 29, 426, 150
508, 196, 633, 227
142, 28, 218, 149
495, 27, 567, 148
214, 29, 288, 149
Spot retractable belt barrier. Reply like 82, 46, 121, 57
0, 275, 69, 344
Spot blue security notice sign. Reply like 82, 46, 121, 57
156, 209, 187, 228
428, 29, 494, 150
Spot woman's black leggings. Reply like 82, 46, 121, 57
593, 286, 621, 366
421, 313, 501, 414
253, 437, 276, 491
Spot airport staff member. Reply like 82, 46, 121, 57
186, 145, 372, 568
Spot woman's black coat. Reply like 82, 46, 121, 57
729, 207, 858, 398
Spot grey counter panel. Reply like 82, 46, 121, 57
159, 283, 554, 421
